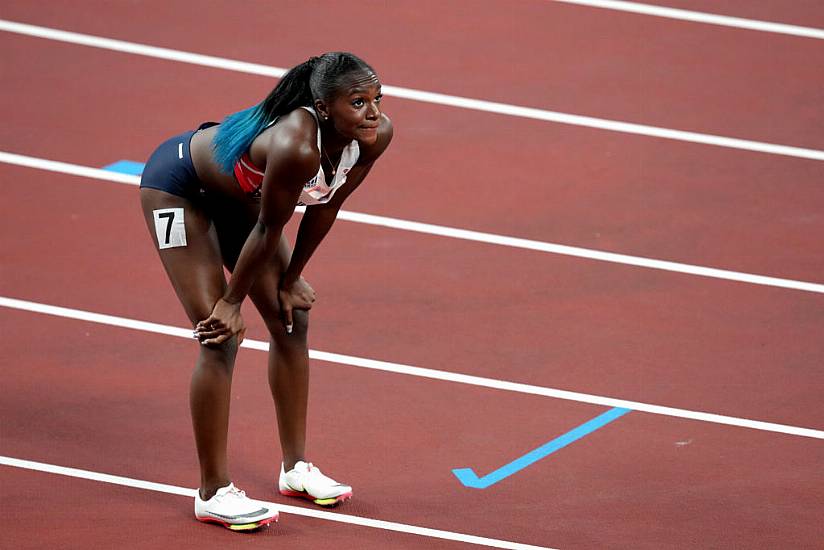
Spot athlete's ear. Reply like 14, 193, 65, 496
314, 99, 330, 121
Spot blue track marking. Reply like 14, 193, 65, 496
452, 407, 631, 489
102, 160, 145, 175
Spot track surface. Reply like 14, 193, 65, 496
1, 1, 822, 549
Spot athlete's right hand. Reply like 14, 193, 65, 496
194, 298, 246, 346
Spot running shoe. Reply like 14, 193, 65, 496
195, 483, 278, 531
278, 461, 353, 506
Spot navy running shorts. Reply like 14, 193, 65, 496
140, 122, 218, 199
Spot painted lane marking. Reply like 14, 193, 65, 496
551, 0, 824, 40
1, 19, 823, 161
102, 159, 145, 175
1, 151, 139, 184
0, 456, 554, 550
453, 407, 631, 488
2, 151, 823, 296
1, 295, 823, 440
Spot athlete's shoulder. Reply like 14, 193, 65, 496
264, 108, 317, 155
257, 108, 319, 179
358, 114, 393, 165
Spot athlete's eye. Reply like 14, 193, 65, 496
352, 98, 364, 108
375, 94, 383, 103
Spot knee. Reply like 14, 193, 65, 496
269, 309, 309, 342
290, 309, 310, 334
198, 335, 239, 370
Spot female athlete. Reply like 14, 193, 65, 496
138, 52, 392, 530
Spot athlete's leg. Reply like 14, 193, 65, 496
248, 242, 310, 471
250, 263, 352, 506
140, 188, 237, 500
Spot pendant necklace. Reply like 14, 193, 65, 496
321, 144, 336, 177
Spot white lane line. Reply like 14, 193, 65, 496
552, 0, 824, 40
2, 295, 822, 440
1, 19, 823, 162
0, 456, 553, 549
3, 150, 824, 296
0, 150, 140, 185
331, 210, 824, 295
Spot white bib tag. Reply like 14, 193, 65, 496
152, 208, 187, 249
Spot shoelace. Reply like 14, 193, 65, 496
303, 464, 337, 485
304, 463, 326, 479
215, 485, 246, 503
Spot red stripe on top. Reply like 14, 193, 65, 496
233, 153, 264, 194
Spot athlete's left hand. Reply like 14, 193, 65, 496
278, 277, 316, 334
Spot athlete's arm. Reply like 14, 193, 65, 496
196, 119, 318, 345
282, 115, 393, 286
278, 115, 393, 328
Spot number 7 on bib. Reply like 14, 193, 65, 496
153, 207, 187, 249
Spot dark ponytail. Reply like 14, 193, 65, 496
212, 53, 375, 174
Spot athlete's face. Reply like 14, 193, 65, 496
319, 71, 383, 145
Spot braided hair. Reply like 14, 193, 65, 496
212, 52, 375, 173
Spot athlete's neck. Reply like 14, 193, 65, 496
318, 120, 352, 155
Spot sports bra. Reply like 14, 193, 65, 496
233, 106, 360, 206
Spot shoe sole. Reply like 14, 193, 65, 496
279, 489, 353, 507
196, 514, 278, 531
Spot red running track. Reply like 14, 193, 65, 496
3, 309, 823, 548
1, 1, 823, 549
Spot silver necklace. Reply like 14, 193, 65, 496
320, 144, 336, 177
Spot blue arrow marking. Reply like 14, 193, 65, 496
102, 160, 145, 176
452, 407, 631, 489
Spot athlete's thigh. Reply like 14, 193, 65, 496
140, 188, 226, 325
204, 193, 260, 272
198, 192, 300, 334
206, 194, 298, 335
